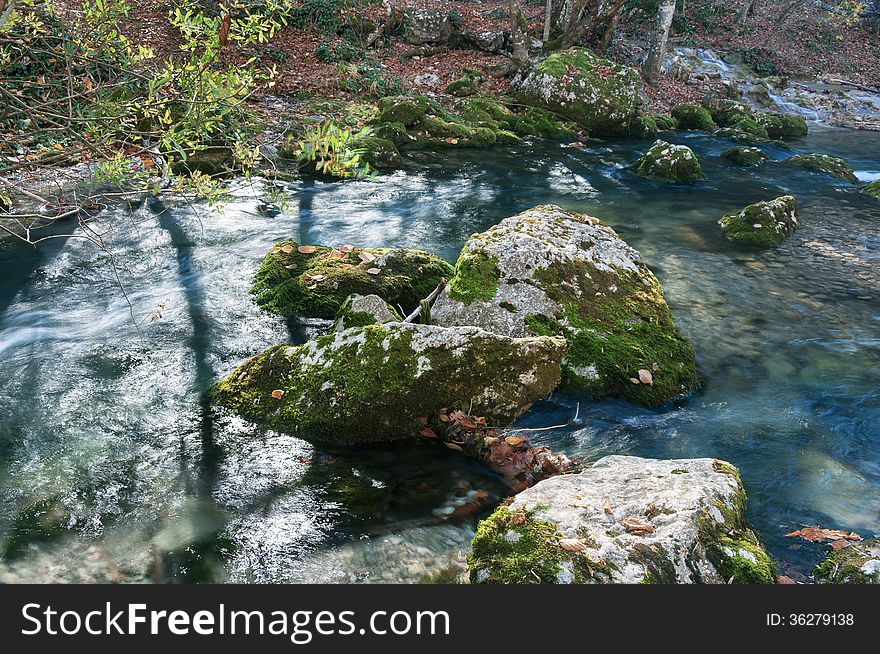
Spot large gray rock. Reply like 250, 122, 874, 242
332, 293, 401, 332
210, 323, 566, 445
401, 9, 459, 45
469, 456, 776, 584
432, 205, 698, 407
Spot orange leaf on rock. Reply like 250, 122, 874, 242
622, 517, 655, 536
328, 249, 345, 259
358, 251, 376, 263
297, 245, 317, 254
271, 389, 285, 400
504, 435, 528, 447
339, 244, 355, 253
281, 244, 294, 254
419, 427, 437, 438
638, 369, 653, 385
559, 538, 588, 553
366, 268, 381, 275
785, 526, 862, 543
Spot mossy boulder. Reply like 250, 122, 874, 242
469, 456, 776, 584
787, 153, 859, 183
719, 196, 799, 247
209, 323, 567, 445
708, 99, 753, 128
671, 103, 715, 131
652, 114, 678, 131
512, 47, 643, 136
723, 146, 769, 167
815, 538, 880, 584
401, 8, 461, 46
507, 107, 578, 139
756, 113, 808, 139
332, 294, 402, 332
352, 136, 403, 171
726, 116, 769, 141
631, 116, 658, 138
252, 242, 454, 319
432, 205, 699, 407
863, 180, 880, 199
634, 140, 704, 183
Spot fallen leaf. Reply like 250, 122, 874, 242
358, 251, 377, 263
340, 263, 356, 269
270, 247, 281, 254
623, 517, 655, 536
830, 539, 851, 551
366, 268, 381, 275
504, 435, 528, 447
638, 369, 654, 385
298, 245, 317, 254
777, 575, 797, 585
284, 264, 298, 270
328, 249, 345, 259
509, 511, 527, 526
339, 244, 355, 253
281, 244, 294, 254
419, 427, 437, 438
652, 362, 660, 372
784, 526, 862, 543
604, 499, 612, 515
271, 389, 285, 399
630, 377, 641, 384
559, 538, 588, 553
445, 442, 462, 452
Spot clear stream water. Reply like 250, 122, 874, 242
1, 127, 878, 583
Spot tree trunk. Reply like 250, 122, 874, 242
599, 2, 624, 52
543, 0, 553, 42
509, 0, 530, 71
642, 0, 676, 85
737, 0, 757, 26
0, 0, 16, 30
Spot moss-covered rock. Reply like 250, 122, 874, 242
209, 323, 566, 445
863, 180, 880, 199
432, 205, 699, 407
719, 196, 799, 247
634, 140, 704, 183
815, 538, 880, 584
631, 115, 658, 138
671, 103, 715, 131
756, 113, 808, 139
508, 107, 578, 139
787, 153, 859, 183
708, 100, 753, 128
469, 456, 776, 584
512, 47, 643, 136
727, 116, 769, 141
252, 242, 454, 319
722, 146, 769, 167
332, 294, 402, 332
352, 136, 402, 171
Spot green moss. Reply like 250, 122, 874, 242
730, 117, 769, 141
351, 136, 402, 170
446, 75, 479, 97
529, 259, 699, 407
671, 103, 715, 131
634, 140, 704, 183
710, 100, 753, 128
815, 538, 880, 584
252, 242, 454, 319
653, 114, 678, 131
863, 180, 880, 199
332, 294, 402, 331
377, 96, 430, 126
510, 107, 578, 139
719, 195, 799, 247
756, 113, 808, 139
374, 121, 412, 147
631, 116, 659, 138
722, 146, 768, 167
788, 153, 859, 183
447, 248, 500, 305
630, 543, 678, 584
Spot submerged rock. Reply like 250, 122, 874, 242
431, 205, 698, 407
756, 113, 808, 139
815, 538, 880, 584
512, 48, 643, 136
719, 196, 799, 247
469, 456, 776, 584
634, 140, 704, 183
787, 153, 859, 183
252, 242, 453, 319
333, 294, 401, 332
209, 323, 566, 445
722, 146, 769, 167
671, 103, 715, 131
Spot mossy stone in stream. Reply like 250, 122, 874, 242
511, 47, 643, 136
652, 114, 678, 131
432, 205, 699, 407
252, 242, 453, 319
863, 180, 880, 199
634, 140, 704, 183
756, 113, 808, 139
728, 116, 769, 141
332, 293, 402, 332
508, 107, 578, 139
208, 323, 566, 445
671, 103, 715, 131
708, 100, 753, 128
787, 153, 859, 183
631, 115, 659, 138
815, 538, 880, 584
351, 136, 402, 170
723, 146, 769, 167
719, 196, 799, 247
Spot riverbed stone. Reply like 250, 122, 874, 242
512, 48, 643, 136
756, 113, 808, 139
719, 196, 799, 247
634, 140, 704, 183
333, 294, 402, 332
815, 538, 880, 584
787, 153, 859, 183
209, 323, 566, 445
671, 103, 715, 131
252, 242, 453, 319
468, 455, 776, 584
431, 205, 698, 407
723, 146, 769, 167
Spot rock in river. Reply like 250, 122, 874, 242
722, 146, 768, 167
815, 538, 880, 584
512, 48, 643, 136
469, 456, 776, 584
787, 153, 859, 184
332, 294, 401, 332
634, 140, 704, 183
719, 196, 799, 247
431, 205, 699, 407
252, 242, 453, 319
209, 323, 567, 445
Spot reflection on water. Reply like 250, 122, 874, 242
0, 127, 878, 583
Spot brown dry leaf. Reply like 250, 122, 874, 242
445, 442, 462, 452
504, 435, 528, 447
419, 427, 437, 438
281, 244, 294, 254
638, 369, 654, 385
622, 517, 655, 536
483, 436, 500, 447
270, 247, 281, 254
358, 251, 376, 263
297, 245, 317, 254
438, 414, 450, 423
366, 268, 381, 275
604, 499, 613, 515
340, 263, 356, 269
785, 526, 862, 543
630, 377, 641, 385
777, 575, 797, 585
271, 389, 285, 400
830, 539, 852, 552
559, 538, 588, 553
509, 511, 527, 526
339, 244, 355, 253
328, 249, 345, 259
284, 264, 298, 270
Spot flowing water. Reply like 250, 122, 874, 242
1, 127, 878, 583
